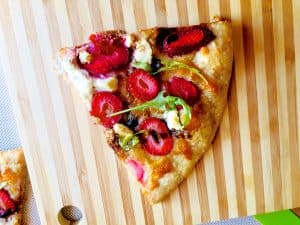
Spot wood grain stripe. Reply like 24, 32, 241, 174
227, 71, 247, 217
143, 0, 157, 27
262, 0, 283, 210
251, 0, 274, 212
154, 0, 167, 26
240, 0, 265, 213
212, 134, 229, 220
220, 107, 238, 218
133, 0, 147, 30
186, 0, 200, 25
272, 0, 292, 208
196, 161, 210, 222
292, 0, 300, 184
230, 0, 256, 215
176, 0, 189, 26
282, 0, 300, 208
204, 149, 220, 221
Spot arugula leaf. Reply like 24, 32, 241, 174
154, 59, 217, 91
132, 61, 152, 72
119, 134, 140, 152
109, 91, 192, 127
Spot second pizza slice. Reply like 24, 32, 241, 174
55, 17, 233, 203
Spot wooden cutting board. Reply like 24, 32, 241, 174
0, 0, 300, 224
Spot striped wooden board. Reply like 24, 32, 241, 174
0, 0, 300, 224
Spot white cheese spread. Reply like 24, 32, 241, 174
93, 76, 118, 92
60, 59, 93, 104
163, 110, 183, 131
133, 38, 152, 64
78, 50, 92, 64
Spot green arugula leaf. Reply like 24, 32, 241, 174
109, 91, 192, 127
119, 134, 140, 152
132, 61, 152, 72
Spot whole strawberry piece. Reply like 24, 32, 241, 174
139, 118, 173, 155
162, 26, 215, 56
0, 189, 15, 216
90, 92, 123, 128
168, 77, 199, 103
128, 69, 159, 101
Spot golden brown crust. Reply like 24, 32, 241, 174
0, 148, 26, 224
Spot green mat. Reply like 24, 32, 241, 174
254, 210, 300, 225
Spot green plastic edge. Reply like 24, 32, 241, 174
254, 210, 300, 225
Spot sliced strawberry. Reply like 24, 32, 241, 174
168, 77, 199, 103
127, 159, 145, 184
0, 190, 15, 215
162, 26, 215, 56
83, 33, 129, 77
128, 69, 159, 101
90, 92, 123, 128
139, 118, 173, 155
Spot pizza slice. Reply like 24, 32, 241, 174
55, 16, 233, 203
0, 148, 26, 224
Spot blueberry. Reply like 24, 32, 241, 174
151, 57, 162, 73
125, 113, 138, 130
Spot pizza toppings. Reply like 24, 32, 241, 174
93, 76, 118, 92
139, 118, 173, 155
109, 92, 192, 127
90, 92, 123, 128
0, 189, 16, 217
78, 50, 92, 64
163, 110, 183, 131
113, 123, 140, 151
128, 69, 159, 101
156, 59, 218, 92
163, 28, 204, 56
158, 25, 215, 56
133, 39, 152, 65
127, 160, 145, 184
83, 33, 129, 77
164, 77, 199, 103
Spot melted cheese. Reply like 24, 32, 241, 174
78, 50, 92, 64
60, 59, 93, 104
133, 38, 152, 64
93, 76, 118, 92
163, 110, 183, 131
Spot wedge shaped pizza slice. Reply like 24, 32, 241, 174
55, 16, 233, 203
0, 148, 26, 224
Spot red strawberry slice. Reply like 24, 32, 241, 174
0, 190, 15, 213
162, 26, 214, 56
127, 159, 145, 184
83, 33, 129, 77
139, 118, 173, 155
128, 69, 159, 101
168, 77, 199, 103
90, 92, 123, 128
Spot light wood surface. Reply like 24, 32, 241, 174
0, 0, 300, 224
